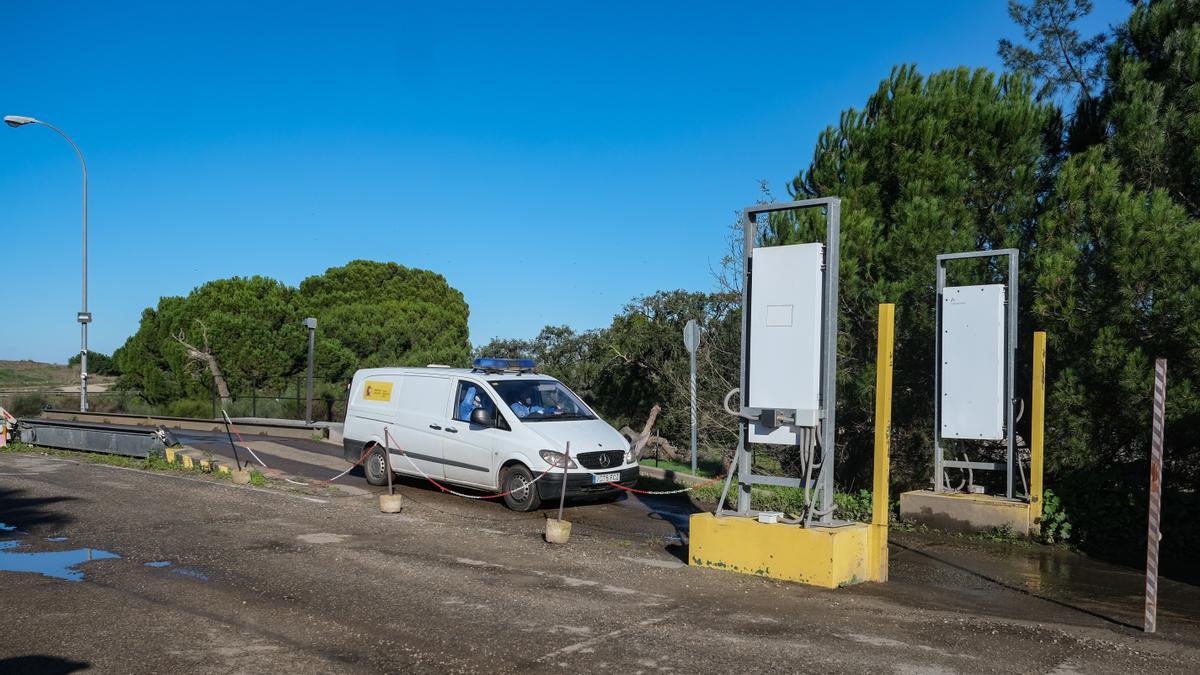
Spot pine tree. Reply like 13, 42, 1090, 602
1106, 0, 1200, 215
774, 65, 1058, 487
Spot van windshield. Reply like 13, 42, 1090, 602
488, 380, 595, 422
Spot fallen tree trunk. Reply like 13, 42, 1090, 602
619, 404, 660, 461
173, 322, 231, 402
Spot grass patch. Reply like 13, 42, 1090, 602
1, 441, 181, 471
686, 481, 888, 524
3, 442, 256, 487
638, 457, 721, 478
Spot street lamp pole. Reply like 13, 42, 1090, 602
303, 317, 317, 423
5, 115, 91, 412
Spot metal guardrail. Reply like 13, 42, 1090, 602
18, 417, 176, 459
37, 409, 329, 441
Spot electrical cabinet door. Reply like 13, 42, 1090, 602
940, 284, 1006, 440
747, 243, 824, 445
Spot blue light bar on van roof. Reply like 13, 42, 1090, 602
473, 357, 536, 373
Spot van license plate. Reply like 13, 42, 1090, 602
593, 472, 620, 484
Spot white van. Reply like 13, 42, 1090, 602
342, 358, 639, 511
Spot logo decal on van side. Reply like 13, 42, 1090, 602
363, 380, 394, 402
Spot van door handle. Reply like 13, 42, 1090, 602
428, 424, 442, 430
445, 427, 458, 434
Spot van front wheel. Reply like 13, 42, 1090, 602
501, 464, 542, 512
364, 445, 390, 486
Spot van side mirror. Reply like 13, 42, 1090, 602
470, 408, 495, 427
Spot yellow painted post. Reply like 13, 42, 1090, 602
1029, 331, 1047, 531
869, 303, 895, 583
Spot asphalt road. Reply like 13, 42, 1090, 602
2, 450, 1199, 673
170, 429, 697, 544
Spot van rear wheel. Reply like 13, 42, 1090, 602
501, 464, 542, 512
363, 445, 389, 486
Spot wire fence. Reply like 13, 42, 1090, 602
0, 377, 350, 422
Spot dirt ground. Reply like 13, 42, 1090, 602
1, 448, 1197, 673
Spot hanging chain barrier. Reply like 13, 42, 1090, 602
221, 409, 373, 486
219, 412, 722, 500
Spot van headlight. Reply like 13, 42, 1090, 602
539, 449, 577, 469
624, 448, 635, 465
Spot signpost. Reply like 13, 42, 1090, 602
1145, 358, 1167, 633
683, 319, 701, 475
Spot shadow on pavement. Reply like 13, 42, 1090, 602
0, 487, 78, 532
631, 493, 703, 563
0, 655, 90, 674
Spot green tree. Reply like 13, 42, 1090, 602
776, 65, 1057, 488
114, 260, 471, 405
298, 260, 471, 381
114, 276, 304, 402
67, 351, 119, 376
1105, 0, 1200, 216
997, 0, 1110, 150
1030, 147, 1200, 562
592, 290, 741, 455
998, 0, 1109, 104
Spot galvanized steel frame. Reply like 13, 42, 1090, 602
722, 197, 840, 523
933, 249, 1018, 499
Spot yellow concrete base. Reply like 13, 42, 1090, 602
688, 513, 870, 588
899, 490, 1034, 536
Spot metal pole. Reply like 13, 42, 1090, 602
1006, 253, 1018, 499
304, 318, 317, 423
870, 303, 895, 582
384, 432, 395, 497
221, 409, 243, 471
1030, 332, 1047, 520
19, 121, 89, 411
736, 211, 755, 514
690, 347, 698, 475
818, 199, 841, 522
557, 442, 571, 522
933, 260, 945, 492
1144, 358, 1167, 633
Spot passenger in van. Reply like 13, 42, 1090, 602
458, 386, 482, 420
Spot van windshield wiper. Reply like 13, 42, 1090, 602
536, 413, 594, 421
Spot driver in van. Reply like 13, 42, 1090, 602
509, 387, 546, 419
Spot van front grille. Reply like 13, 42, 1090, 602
577, 450, 624, 470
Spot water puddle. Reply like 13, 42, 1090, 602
0, 539, 120, 581
169, 568, 209, 581
144, 561, 172, 568
0, 523, 16, 532
47, 536, 69, 542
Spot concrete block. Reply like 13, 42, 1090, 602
899, 490, 1031, 535
688, 513, 869, 588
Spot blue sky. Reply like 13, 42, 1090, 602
1, 1, 1128, 363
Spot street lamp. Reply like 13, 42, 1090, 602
303, 317, 317, 423
4, 115, 91, 412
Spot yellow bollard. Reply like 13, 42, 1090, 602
1029, 331, 1047, 532
869, 303, 895, 583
